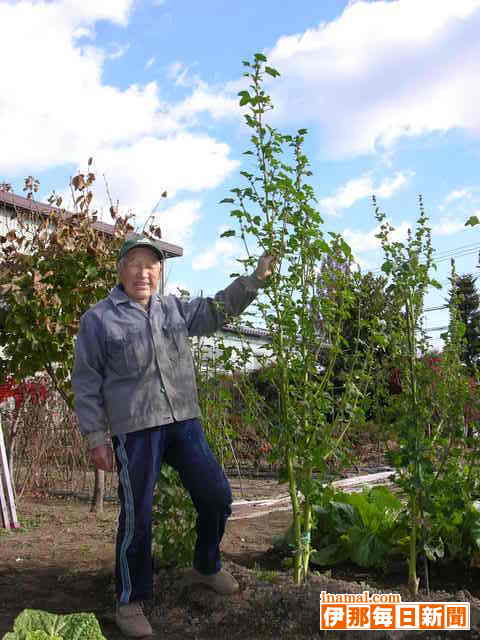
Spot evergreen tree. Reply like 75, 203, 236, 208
450, 273, 480, 373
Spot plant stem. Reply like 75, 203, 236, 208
408, 494, 419, 594
300, 464, 313, 581
286, 449, 302, 584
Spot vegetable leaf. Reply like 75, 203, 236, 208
3, 610, 107, 640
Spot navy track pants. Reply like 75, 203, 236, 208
112, 417, 232, 604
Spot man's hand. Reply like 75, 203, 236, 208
254, 251, 280, 282
90, 444, 114, 471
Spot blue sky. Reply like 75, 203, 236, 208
1, 0, 480, 346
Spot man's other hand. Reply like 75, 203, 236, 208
254, 252, 280, 281
90, 444, 114, 471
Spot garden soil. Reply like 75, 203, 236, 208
1, 479, 479, 640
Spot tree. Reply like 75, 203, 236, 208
449, 273, 480, 374
0, 168, 155, 511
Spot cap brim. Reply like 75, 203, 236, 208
118, 243, 164, 261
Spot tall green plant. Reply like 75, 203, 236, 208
374, 197, 439, 593
374, 199, 480, 592
421, 260, 480, 566
220, 54, 376, 584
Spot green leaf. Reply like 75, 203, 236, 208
238, 90, 251, 106
465, 215, 480, 227
381, 260, 393, 275
6, 610, 107, 640
219, 198, 234, 204
220, 230, 236, 238
264, 66, 280, 78
254, 53, 267, 62
424, 539, 445, 561
310, 543, 345, 565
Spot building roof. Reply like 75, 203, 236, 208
0, 190, 183, 260
222, 323, 271, 339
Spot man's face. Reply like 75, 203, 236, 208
118, 247, 162, 306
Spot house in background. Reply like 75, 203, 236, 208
193, 322, 273, 374
0, 190, 183, 295
0, 190, 272, 373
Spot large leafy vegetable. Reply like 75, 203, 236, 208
274, 485, 407, 570
310, 486, 406, 569
2, 610, 106, 640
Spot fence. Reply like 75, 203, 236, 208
0, 373, 276, 504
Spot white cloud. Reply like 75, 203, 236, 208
145, 56, 155, 70
320, 171, 413, 216
267, 0, 480, 156
148, 199, 202, 252
444, 188, 473, 205
94, 135, 238, 215
72, 26, 94, 39
107, 43, 130, 60
431, 217, 466, 236
167, 61, 194, 87
62, 0, 133, 26
166, 61, 238, 121
354, 255, 374, 271
0, 0, 238, 216
172, 86, 238, 122
438, 186, 479, 213
192, 237, 239, 271
343, 220, 412, 253
376, 172, 412, 198
164, 281, 190, 296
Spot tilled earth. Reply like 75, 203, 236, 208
1, 480, 480, 639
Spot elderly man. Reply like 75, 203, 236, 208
71, 234, 276, 637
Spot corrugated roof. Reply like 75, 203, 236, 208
0, 190, 183, 260
222, 323, 271, 338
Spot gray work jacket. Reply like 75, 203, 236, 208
71, 273, 265, 449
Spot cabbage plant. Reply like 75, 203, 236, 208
3, 609, 106, 640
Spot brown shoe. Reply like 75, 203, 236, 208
182, 568, 239, 595
115, 601, 153, 637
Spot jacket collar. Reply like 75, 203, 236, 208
109, 284, 132, 306
109, 284, 161, 309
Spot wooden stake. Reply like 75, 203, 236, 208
0, 416, 19, 528
0, 463, 10, 529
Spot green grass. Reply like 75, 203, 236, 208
252, 563, 279, 583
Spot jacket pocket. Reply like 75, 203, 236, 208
106, 329, 146, 376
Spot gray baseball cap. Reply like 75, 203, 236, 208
118, 234, 164, 262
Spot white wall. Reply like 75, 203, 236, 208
191, 329, 273, 374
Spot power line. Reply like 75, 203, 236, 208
435, 248, 480, 264
423, 304, 447, 312
432, 242, 480, 259
370, 242, 480, 274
